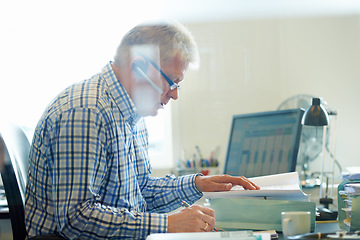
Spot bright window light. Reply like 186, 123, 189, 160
0, 0, 173, 169
145, 105, 174, 169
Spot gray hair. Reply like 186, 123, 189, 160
114, 20, 199, 70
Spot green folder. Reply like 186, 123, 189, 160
209, 198, 316, 232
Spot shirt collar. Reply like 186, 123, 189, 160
101, 61, 141, 127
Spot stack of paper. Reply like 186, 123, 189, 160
203, 172, 310, 201
344, 183, 360, 194
202, 172, 315, 231
339, 182, 360, 229
341, 166, 360, 180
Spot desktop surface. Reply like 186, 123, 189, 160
284, 221, 341, 240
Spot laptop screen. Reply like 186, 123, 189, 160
223, 109, 304, 177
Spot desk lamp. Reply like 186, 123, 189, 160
302, 97, 337, 220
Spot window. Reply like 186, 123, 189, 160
0, 1, 174, 169
145, 105, 174, 169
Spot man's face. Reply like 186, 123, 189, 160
132, 55, 188, 117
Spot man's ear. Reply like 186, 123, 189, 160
131, 57, 148, 78
130, 56, 164, 94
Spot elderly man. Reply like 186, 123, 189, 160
25, 20, 259, 239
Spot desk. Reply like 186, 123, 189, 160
0, 197, 342, 240
313, 221, 340, 233
193, 197, 341, 239
276, 221, 340, 240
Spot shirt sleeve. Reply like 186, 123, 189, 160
141, 174, 203, 213
48, 108, 167, 239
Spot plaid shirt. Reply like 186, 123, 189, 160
25, 62, 202, 239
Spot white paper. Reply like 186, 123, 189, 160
146, 230, 268, 240
345, 166, 360, 173
203, 172, 309, 200
342, 166, 360, 180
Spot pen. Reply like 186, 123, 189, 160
181, 200, 191, 208
181, 200, 219, 232
195, 146, 203, 160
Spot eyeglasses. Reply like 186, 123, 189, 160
139, 53, 181, 91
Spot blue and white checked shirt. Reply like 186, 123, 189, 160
25, 62, 203, 239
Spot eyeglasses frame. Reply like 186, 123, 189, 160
138, 53, 181, 91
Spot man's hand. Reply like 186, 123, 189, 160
195, 175, 260, 192
167, 205, 215, 232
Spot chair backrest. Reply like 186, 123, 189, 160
0, 123, 30, 240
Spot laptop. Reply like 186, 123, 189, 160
223, 109, 304, 178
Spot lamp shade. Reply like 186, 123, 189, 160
302, 98, 329, 126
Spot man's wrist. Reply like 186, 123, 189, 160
174, 174, 203, 203
194, 173, 204, 192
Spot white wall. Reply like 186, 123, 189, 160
2, 1, 359, 177
172, 15, 360, 178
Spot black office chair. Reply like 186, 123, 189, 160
0, 123, 65, 240
0, 123, 30, 240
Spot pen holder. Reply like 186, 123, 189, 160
199, 158, 219, 176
